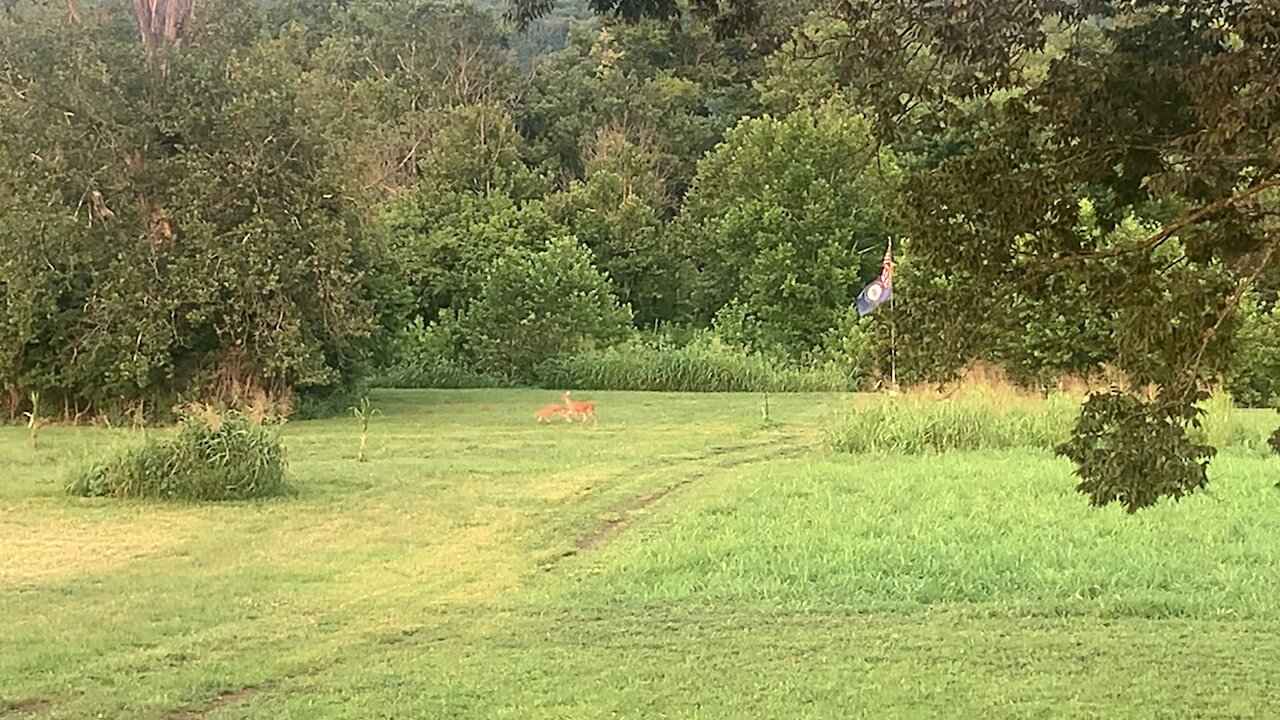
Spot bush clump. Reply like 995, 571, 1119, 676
373, 359, 513, 390
67, 408, 290, 501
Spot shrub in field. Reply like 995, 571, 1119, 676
825, 391, 1079, 454
534, 334, 852, 392
67, 407, 289, 501
461, 237, 633, 382
373, 314, 512, 389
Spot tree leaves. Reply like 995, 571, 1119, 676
0, 0, 402, 414
462, 236, 633, 380
1058, 389, 1215, 513
680, 105, 900, 351
815, 0, 1280, 509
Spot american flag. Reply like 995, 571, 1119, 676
878, 243, 893, 289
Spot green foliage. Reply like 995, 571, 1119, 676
351, 396, 379, 463
471, 0, 593, 66
533, 333, 852, 392
517, 21, 764, 195
1226, 294, 1280, 408
267, 0, 523, 199
67, 408, 290, 501
383, 192, 562, 324
373, 361, 513, 390
993, 203, 1131, 385
418, 103, 549, 199
826, 393, 1078, 455
373, 315, 513, 389
1057, 391, 1215, 514
544, 127, 686, 326
289, 380, 371, 422
0, 0, 403, 415
756, 13, 851, 114
506, 0, 762, 38
814, 305, 882, 382
461, 237, 633, 381
680, 103, 900, 351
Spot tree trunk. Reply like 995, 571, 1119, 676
131, 0, 197, 56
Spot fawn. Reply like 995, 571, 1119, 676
561, 391, 597, 425
534, 404, 571, 423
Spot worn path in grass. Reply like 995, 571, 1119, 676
2, 390, 1279, 718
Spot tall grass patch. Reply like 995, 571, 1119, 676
67, 407, 289, 500
372, 360, 512, 390
827, 388, 1277, 456
826, 390, 1079, 454
534, 339, 852, 392
1193, 391, 1273, 455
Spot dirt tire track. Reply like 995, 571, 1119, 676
546, 432, 813, 567
4, 699, 53, 717
165, 686, 261, 719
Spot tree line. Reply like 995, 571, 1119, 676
1, 0, 1277, 508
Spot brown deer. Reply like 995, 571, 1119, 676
561, 392, 597, 425
534, 404, 571, 423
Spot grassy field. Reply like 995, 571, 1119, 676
3, 390, 1279, 719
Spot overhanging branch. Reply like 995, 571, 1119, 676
1059, 173, 1280, 266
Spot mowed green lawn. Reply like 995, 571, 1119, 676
3, 390, 1279, 719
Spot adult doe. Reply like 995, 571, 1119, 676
561, 392, 597, 425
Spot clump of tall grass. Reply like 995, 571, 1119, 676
827, 387, 1275, 456
533, 338, 853, 393
1192, 391, 1273, 457
67, 406, 290, 501
372, 360, 513, 390
825, 390, 1080, 454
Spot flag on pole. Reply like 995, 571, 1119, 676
856, 242, 894, 316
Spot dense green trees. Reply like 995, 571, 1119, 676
802, 0, 1280, 509
1228, 294, 1280, 409
680, 105, 899, 351
2, 0, 1278, 508
0, 0, 403, 416
543, 139, 679, 326
461, 236, 632, 379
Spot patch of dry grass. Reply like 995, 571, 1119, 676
0, 515, 193, 586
